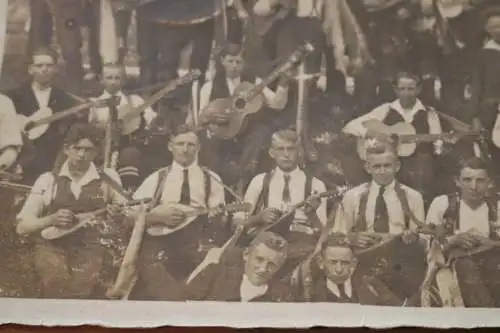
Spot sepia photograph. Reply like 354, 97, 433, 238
1, 0, 500, 328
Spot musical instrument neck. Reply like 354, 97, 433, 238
28, 103, 90, 128
397, 131, 480, 143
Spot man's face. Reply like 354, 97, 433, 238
486, 16, 500, 41
221, 54, 245, 79
168, 132, 199, 167
394, 77, 420, 105
456, 167, 491, 204
243, 243, 287, 286
29, 54, 56, 86
269, 140, 300, 172
365, 152, 400, 186
320, 246, 357, 284
64, 138, 98, 171
102, 66, 125, 95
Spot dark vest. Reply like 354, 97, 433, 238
382, 106, 433, 155
209, 72, 256, 101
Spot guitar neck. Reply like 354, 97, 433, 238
32, 102, 90, 127
398, 132, 479, 143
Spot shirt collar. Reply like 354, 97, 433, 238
389, 99, 425, 118
274, 167, 301, 179
101, 90, 126, 99
31, 82, 52, 94
240, 274, 268, 299
326, 278, 353, 298
171, 161, 199, 172
58, 160, 100, 185
370, 180, 396, 193
484, 39, 500, 51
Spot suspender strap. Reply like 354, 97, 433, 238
444, 193, 460, 233
253, 171, 274, 215
98, 168, 133, 202
201, 168, 212, 207
151, 167, 170, 208
354, 183, 370, 232
304, 173, 313, 198
394, 182, 417, 230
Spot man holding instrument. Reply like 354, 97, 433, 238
426, 157, 500, 307
234, 129, 327, 276
343, 72, 443, 203
333, 141, 426, 306
197, 44, 291, 186
131, 126, 226, 300
16, 124, 126, 299
89, 62, 157, 191
7, 48, 82, 185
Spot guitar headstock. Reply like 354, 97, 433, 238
179, 70, 202, 85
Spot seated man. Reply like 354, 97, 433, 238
197, 43, 290, 186
291, 233, 402, 305
334, 140, 426, 305
426, 157, 500, 307
187, 231, 290, 302
16, 124, 126, 299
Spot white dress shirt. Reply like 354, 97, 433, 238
17, 161, 124, 222
198, 76, 289, 112
239, 167, 327, 224
0, 94, 22, 150
32, 83, 52, 109
426, 195, 500, 238
334, 181, 425, 234
343, 99, 442, 138
89, 90, 157, 128
240, 274, 268, 302
133, 162, 225, 209
326, 278, 353, 299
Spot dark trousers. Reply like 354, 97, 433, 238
34, 238, 105, 299
454, 257, 495, 307
136, 18, 215, 87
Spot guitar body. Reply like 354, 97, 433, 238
40, 210, 99, 241
17, 107, 53, 140
146, 203, 201, 237
357, 119, 417, 160
201, 82, 265, 140
118, 104, 142, 136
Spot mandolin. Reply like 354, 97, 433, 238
146, 202, 252, 237
40, 198, 152, 240
200, 43, 314, 140
357, 119, 481, 160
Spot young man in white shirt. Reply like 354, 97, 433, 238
187, 231, 290, 302
89, 63, 157, 191
16, 124, 126, 299
236, 129, 327, 276
334, 140, 426, 305
131, 127, 226, 300
426, 157, 500, 307
197, 43, 290, 186
343, 72, 443, 203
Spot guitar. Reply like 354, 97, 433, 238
201, 43, 314, 140
40, 198, 152, 241
17, 98, 113, 141
357, 119, 481, 160
146, 202, 252, 237
103, 70, 201, 136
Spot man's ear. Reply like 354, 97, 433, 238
315, 254, 324, 270
395, 160, 401, 173
363, 161, 371, 175
167, 141, 173, 154
27, 64, 34, 76
269, 147, 275, 159
243, 248, 250, 263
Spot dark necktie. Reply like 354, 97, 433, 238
179, 169, 191, 205
337, 283, 349, 300
374, 185, 389, 232
282, 174, 291, 203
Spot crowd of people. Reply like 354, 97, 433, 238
0, 0, 500, 307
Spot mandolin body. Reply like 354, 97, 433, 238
17, 107, 53, 140
201, 82, 265, 140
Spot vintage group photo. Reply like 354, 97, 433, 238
0, 0, 499, 310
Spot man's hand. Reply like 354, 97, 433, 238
106, 204, 124, 221
304, 194, 321, 216
257, 208, 281, 224
447, 232, 480, 251
401, 229, 419, 244
147, 205, 187, 228
49, 209, 76, 228
349, 232, 380, 248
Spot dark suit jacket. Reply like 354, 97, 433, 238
6, 83, 81, 182
187, 248, 291, 302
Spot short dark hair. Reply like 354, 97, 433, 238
29, 47, 59, 65
394, 72, 421, 86
321, 232, 353, 254
248, 231, 288, 254
64, 123, 105, 148
271, 129, 299, 147
458, 157, 490, 176
364, 138, 398, 158
169, 124, 199, 142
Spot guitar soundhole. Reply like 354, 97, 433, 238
233, 98, 246, 110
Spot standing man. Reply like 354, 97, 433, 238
333, 141, 426, 305
426, 157, 500, 307
343, 72, 443, 202
197, 43, 290, 186
132, 127, 226, 300
16, 124, 125, 299
6, 48, 81, 185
